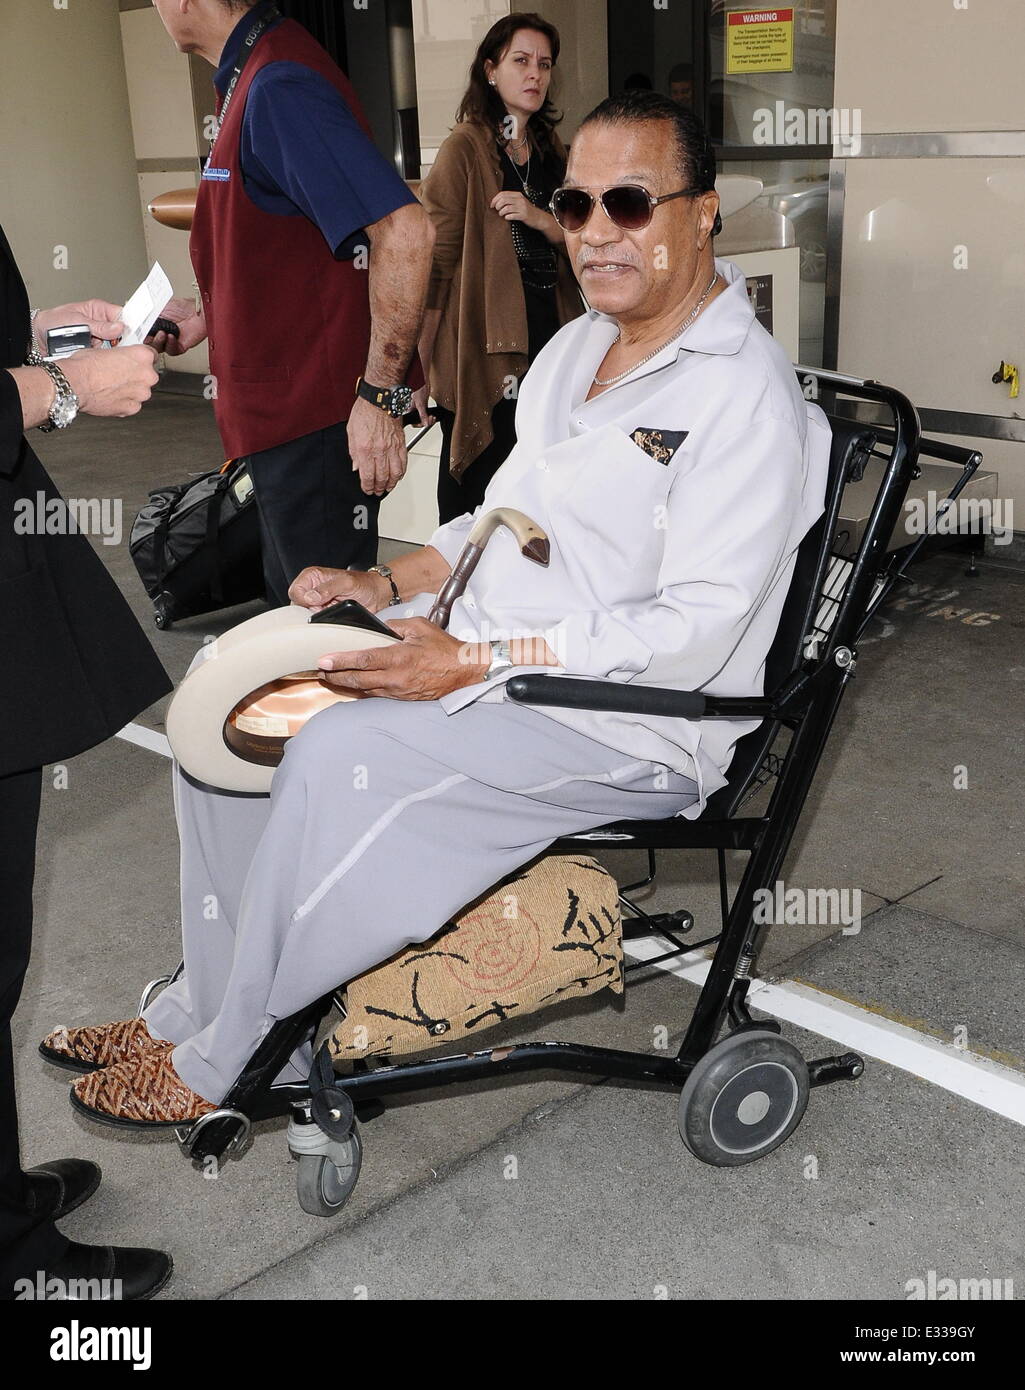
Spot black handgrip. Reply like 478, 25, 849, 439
506, 675, 707, 718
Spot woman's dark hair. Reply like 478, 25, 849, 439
455, 12, 562, 148
578, 90, 721, 233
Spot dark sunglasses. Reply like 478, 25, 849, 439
549, 183, 706, 232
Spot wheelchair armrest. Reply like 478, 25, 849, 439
505, 674, 774, 720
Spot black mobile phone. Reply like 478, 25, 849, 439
150, 316, 181, 339
309, 598, 401, 640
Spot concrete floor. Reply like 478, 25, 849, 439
17, 392, 1025, 1300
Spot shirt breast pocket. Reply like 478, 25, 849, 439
553, 423, 673, 583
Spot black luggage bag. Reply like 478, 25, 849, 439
130, 459, 263, 629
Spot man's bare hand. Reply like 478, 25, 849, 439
288, 566, 390, 612
347, 396, 408, 496
316, 617, 488, 699
61, 345, 159, 418
147, 296, 207, 356
411, 385, 434, 429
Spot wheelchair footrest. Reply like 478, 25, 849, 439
622, 909, 694, 939
808, 1052, 864, 1087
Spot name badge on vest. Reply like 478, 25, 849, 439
202, 166, 231, 182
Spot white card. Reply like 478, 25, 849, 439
119, 262, 174, 346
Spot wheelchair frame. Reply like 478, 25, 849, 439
150, 368, 981, 1191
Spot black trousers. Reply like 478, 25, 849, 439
245, 419, 382, 607
0, 766, 68, 1292
435, 393, 518, 526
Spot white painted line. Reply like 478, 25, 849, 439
626, 936, 713, 985
116, 721, 172, 759
750, 977, 1025, 1125
625, 937, 1025, 1127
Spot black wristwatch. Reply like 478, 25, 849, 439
356, 376, 414, 418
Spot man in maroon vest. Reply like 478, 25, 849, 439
152, 0, 434, 604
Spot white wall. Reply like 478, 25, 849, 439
0, 0, 147, 309
413, 0, 510, 158
119, 4, 209, 376
834, 0, 1025, 514
835, 0, 1025, 133
539, 0, 609, 144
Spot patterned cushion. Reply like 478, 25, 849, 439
329, 855, 622, 1061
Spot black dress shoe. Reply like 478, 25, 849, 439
35, 1241, 173, 1301
25, 1159, 101, 1221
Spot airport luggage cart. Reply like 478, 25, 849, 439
143, 369, 981, 1214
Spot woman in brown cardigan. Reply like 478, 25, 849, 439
418, 12, 583, 523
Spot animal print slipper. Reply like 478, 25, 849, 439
39, 1017, 163, 1075
69, 1046, 216, 1130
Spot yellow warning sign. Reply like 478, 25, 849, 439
726, 8, 795, 75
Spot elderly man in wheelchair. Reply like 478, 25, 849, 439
41, 93, 830, 1134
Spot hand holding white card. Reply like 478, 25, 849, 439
119, 263, 174, 346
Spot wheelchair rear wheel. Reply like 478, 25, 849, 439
295, 1128, 363, 1217
679, 1029, 809, 1167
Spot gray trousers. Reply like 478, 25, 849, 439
143, 699, 698, 1103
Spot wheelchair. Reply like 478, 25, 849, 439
139, 367, 982, 1215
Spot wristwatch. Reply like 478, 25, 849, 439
37, 360, 79, 432
483, 639, 514, 681
356, 376, 414, 419
368, 563, 402, 606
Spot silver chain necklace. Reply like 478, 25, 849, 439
504, 143, 535, 201
593, 272, 720, 387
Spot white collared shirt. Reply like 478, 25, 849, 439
420, 258, 832, 817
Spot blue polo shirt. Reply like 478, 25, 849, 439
214, 1, 416, 259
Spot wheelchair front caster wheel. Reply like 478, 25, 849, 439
295, 1130, 363, 1217
679, 1029, 809, 1167
153, 595, 175, 630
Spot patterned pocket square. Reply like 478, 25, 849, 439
629, 427, 689, 464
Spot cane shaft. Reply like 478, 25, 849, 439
427, 543, 484, 628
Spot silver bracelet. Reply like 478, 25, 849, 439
26, 309, 44, 365
369, 564, 402, 606
483, 639, 514, 680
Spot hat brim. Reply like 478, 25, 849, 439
166, 605, 401, 793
